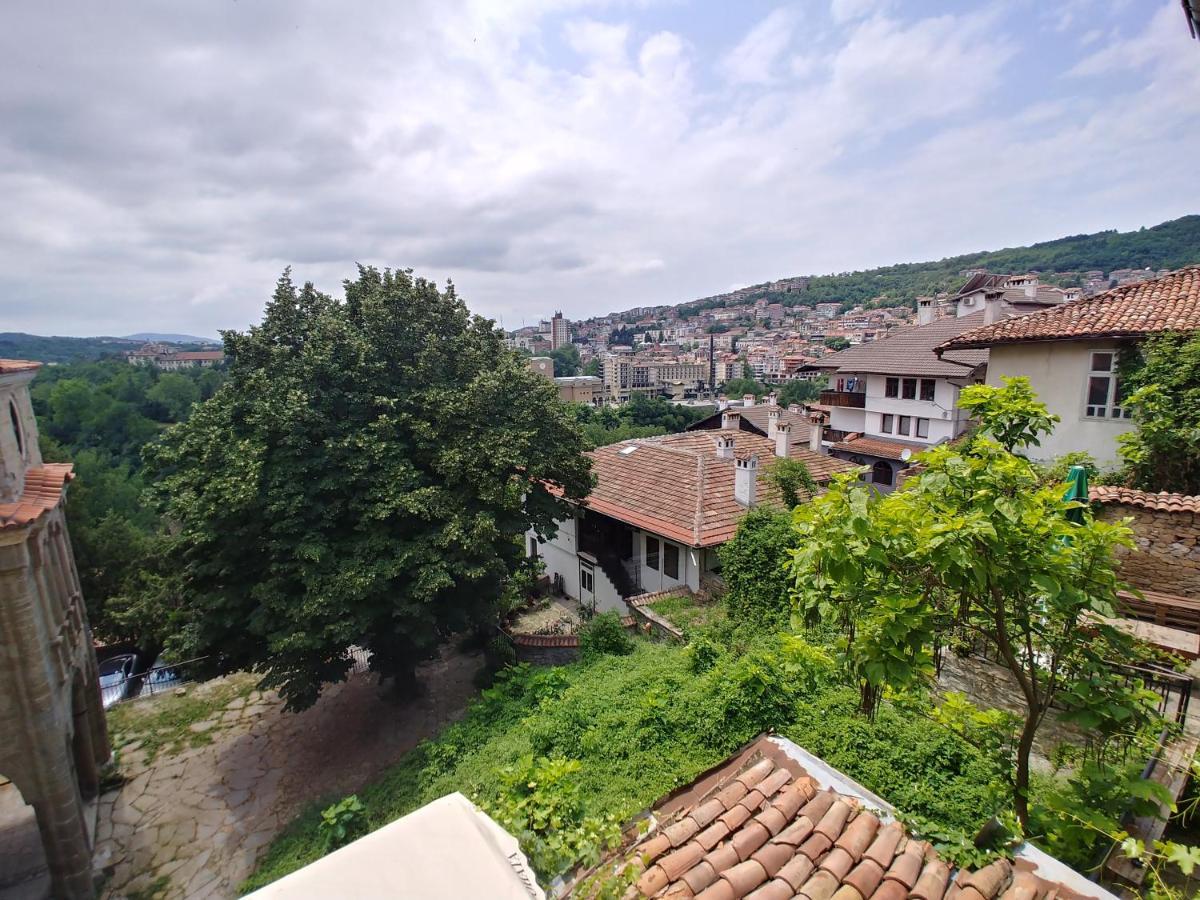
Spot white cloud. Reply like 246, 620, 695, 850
830, 0, 880, 26
718, 8, 797, 85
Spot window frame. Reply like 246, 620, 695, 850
915, 417, 929, 439
901, 378, 917, 400
880, 413, 893, 434
884, 377, 899, 398
664, 543, 680, 580
645, 536, 660, 571
919, 379, 936, 402
898, 415, 912, 436
1083, 350, 1132, 420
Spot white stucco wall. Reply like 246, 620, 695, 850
634, 530, 700, 594
828, 372, 976, 444
531, 518, 580, 600
985, 341, 1133, 468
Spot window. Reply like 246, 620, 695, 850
915, 418, 929, 438
872, 461, 893, 485
898, 415, 911, 436
901, 378, 917, 400
880, 414, 894, 434
1084, 351, 1132, 419
9, 401, 23, 458
884, 377, 899, 398
664, 544, 679, 579
920, 379, 936, 402
580, 567, 594, 594
646, 536, 660, 571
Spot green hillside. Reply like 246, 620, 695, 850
0, 333, 146, 364
683, 214, 1200, 313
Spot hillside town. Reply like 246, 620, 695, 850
4, 3, 1200, 900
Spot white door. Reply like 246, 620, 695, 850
579, 561, 596, 613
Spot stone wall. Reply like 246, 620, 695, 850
1096, 502, 1200, 597
507, 632, 581, 666
627, 590, 688, 642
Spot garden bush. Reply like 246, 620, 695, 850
577, 611, 634, 660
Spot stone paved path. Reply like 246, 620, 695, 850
94, 646, 481, 899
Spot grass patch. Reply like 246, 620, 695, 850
106, 673, 259, 764
647, 592, 726, 634
244, 630, 1005, 893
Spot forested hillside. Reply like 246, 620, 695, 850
0, 333, 144, 364
672, 214, 1200, 314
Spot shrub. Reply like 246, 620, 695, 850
319, 795, 367, 850
720, 507, 797, 625
578, 611, 634, 660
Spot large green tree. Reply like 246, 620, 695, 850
789, 378, 1158, 828
146, 268, 593, 708
1118, 332, 1200, 494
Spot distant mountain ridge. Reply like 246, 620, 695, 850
613, 214, 1200, 320
123, 332, 221, 345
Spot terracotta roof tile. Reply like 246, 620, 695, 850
576, 431, 855, 547
0, 359, 42, 375
831, 435, 930, 462
584, 737, 1106, 900
939, 266, 1200, 350
0, 465, 73, 530
1089, 485, 1200, 513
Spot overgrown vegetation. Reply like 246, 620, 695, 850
646, 593, 726, 636
571, 394, 712, 449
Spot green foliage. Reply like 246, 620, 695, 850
823, 336, 850, 351
0, 333, 144, 364
319, 795, 367, 850
578, 612, 635, 660
1039, 451, 1100, 486
549, 343, 582, 376
582, 358, 601, 377
771, 458, 817, 508
572, 395, 712, 449
1118, 332, 1200, 494
646, 594, 725, 636
790, 378, 1161, 827
721, 377, 767, 399
721, 508, 797, 626
958, 376, 1059, 451
28, 359, 226, 647
145, 268, 593, 710
480, 755, 622, 880
778, 378, 825, 406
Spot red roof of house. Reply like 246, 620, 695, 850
576, 734, 1102, 900
0, 359, 42, 375
830, 435, 929, 462
0, 464, 74, 530
1089, 485, 1200, 514
940, 266, 1200, 350
580, 431, 854, 547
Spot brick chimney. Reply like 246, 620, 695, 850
734, 453, 758, 507
983, 290, 1005, 325
742, 393, 755, 408
775, 421, 791, 458
714, 434, 734, 459
767, 407, 781, 439
721, 410, 741, 430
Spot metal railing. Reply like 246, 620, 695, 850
819, 390, 866, 409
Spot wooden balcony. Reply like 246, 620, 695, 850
819, 390, 866, 409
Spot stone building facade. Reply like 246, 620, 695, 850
1091, 486, 1200, 597
0, 359, 110, 899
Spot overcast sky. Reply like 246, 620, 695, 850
2, 1, 1198, 338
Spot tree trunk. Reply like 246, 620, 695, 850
1014, 706, 1040, 830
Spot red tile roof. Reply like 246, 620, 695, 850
1089, 485, 1200, 514
940, 266, 1200, 350
574, 735, 1100, 900
813, 314, 990, 378
0, 464, 74, 530
582, 431, 855, 547
831, 435, 929, 462
0, 359, 42, 375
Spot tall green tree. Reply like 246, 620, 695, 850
147, 372, 201, 422
1118, 332, 1200, 494
549, 343, 581, 376
789, 377, 1158, 828
146, 268, 593, 708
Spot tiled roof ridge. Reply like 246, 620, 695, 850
0, 464, 74, 530
0, 359, 43, 375
1089, 484, 1200, 514
693, 453, 706, 545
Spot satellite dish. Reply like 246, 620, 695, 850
900, 449, 912, 462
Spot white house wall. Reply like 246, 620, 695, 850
984, 341, 1133, 468
829, 373, 974, 444
634, 531, 700, 594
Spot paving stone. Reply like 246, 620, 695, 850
188, 719, 217, 733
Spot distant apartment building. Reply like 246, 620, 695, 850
814, 303, 841, 319
550, 311, 570, 349
126, 343, 224, 369
554, 375, 602, 405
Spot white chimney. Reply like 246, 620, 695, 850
767, 392, 778, 407
718, 394, 729, 411
917, 298, 935, 326
775, 421, 791, 458
734, 453, 758, 507
983, 290, 1005, 325
714, 434, 735, 459
743, 393, 756, 408
787, 403, 802, 414
721, 410, 741, 430
1024, 276, 1038, 299
808, 412, 825, 454
767, 408, 781, 439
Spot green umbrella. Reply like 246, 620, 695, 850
1063, 464, 1089, 525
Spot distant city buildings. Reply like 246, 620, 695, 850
126, 343, 224, 369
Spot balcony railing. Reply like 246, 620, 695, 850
819, 390, 866, 409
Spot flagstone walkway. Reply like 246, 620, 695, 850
94, 646, 482, 899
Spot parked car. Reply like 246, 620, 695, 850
98, 653, 138, 708
138, 655, 184, 698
